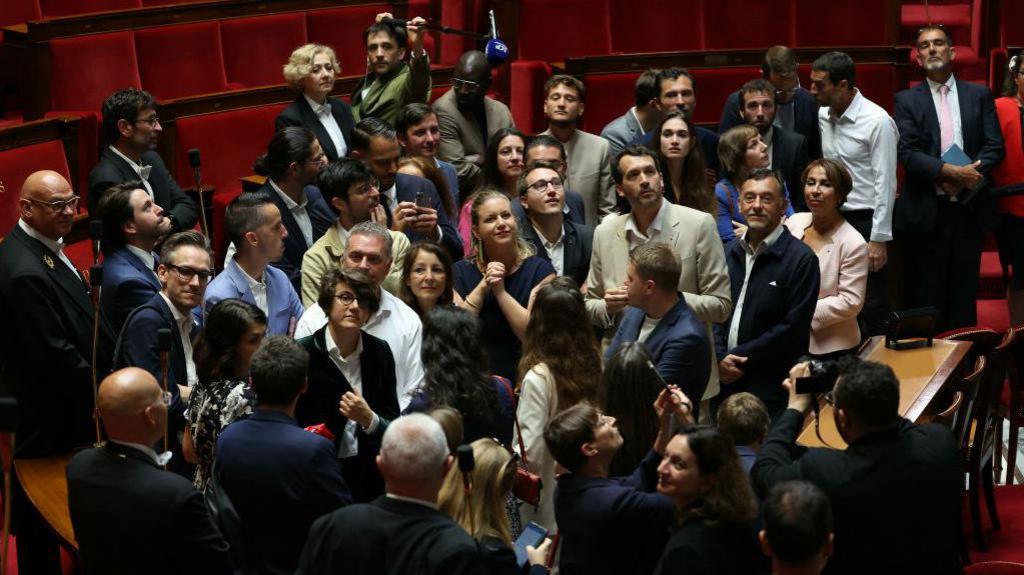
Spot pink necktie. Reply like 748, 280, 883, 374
939, 84, 953, 153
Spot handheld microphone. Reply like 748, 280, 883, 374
485, 38, 509, 66
89, 219, 103, 264
457, 444, 475, 533
187, 148, 208, 236
383, 17, 490, 40
156, 327, 173, 458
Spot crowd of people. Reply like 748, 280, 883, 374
0, 12, 1014, 575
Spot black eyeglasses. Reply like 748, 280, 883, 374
333, 292, 360, 306
134, 115, 160, 127
527, 178, 563, 193
164, 263, 215, 282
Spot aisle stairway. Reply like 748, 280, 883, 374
901, 0, 987, 82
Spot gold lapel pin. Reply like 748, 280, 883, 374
43, 254, 54, 269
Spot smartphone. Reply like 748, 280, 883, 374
415, 190, 431, 209
513, 521, 548, 567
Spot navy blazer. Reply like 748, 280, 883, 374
197, 258, 304, 336
101, 248, 161, 334
276, 95, 356, 163
259, 181, 335, 293
606, 298, 710, 415
771, 127, 812, 212
88, 147, 198, 232
519, 218, 593, 286
555, 450, 676, 575
296, 326, 400, 502
67, 442, 232, 575
216, 409, 352, 574
714, 227, 819, 416
385, 172, 463, 262
115, 292, 194, 405
720, 87, 822, 159
437, 159, 461, 209
894, 79, 1006, 232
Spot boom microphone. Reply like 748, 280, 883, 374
485, 38, 508, 66
383, 17, 490, 40
188, 148, 208, 236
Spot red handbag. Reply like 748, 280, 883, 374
496, 376, 543, 507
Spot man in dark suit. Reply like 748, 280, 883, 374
252, 127, 335, 292
894, 26, 1006, 331
88, 88, 197, 232
714, 170, 819, 419
217, 336, 351, 574
67, 367, 232, 575
97, 181, 172, 333
752, 359, 962, 575
276, 44, 355, 162
720, 46, 822, 159
115, 230, 212, 475
350, 118, 463, 261
0, 170, 116, 574
519, 161, 593, 286
397, 103, 461, 209
545, 398, 685, 575
606, 242, 711, 418
733, 79, 811, 211
523, 135, 588, 226
296, 413, 481, 575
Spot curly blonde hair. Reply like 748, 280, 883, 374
283, 43, 340, 92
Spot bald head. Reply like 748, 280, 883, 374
98, 368, 166, 444
453, 51, 491, 111
20, 170, 77, 241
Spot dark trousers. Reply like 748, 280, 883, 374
12, 467, 62, 575
904, 201, 983, 332
842, 209, 890, 336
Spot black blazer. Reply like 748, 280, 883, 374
88, 147, 198, 232
894, 79, 1006, 232
520, 218, 593, 286
115, 292, 192, 403
296, 496, 482, 575
653, 519, 767, 575
259, 181, 335, 293
385, 172, 463, 262
751, 410, 963, 575
771, 126, 812, 212
276, 94, 356, 162
67, 442, 233, 575
720, 87, 822, 159
0, 224, 115, 457
296, 326, 400, 502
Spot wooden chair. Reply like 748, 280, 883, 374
933, 391, 964, 429
994, 325, 1024, 484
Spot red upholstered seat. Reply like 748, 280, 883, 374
702, 0, 790, 50
0, 140, 73, 237
438, 0, 483, 66
173, 103, 287, 260
305, 6, 384, 78
220, 14, 307, 88
510, 60, 551, 134
0, 0, 40, 27
38, 0, 139, 18
135, 22, 230, 101
49, 31, 141, 113
609, 0, 702, 54
794, 0, 895, 47
579, 72, 638, 135
516, 0, 611, 62
690, 67, 762, 125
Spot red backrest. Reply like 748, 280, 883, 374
305, 5, 384, 79
140, 0, 207, 4
580, 72, 638, 134
1003, 1, 1024, 48
517, 0, 612, 62
49, 31, 142, 112
220, 14, 307, 88
0, 140, 72, 236
609, 0, 702, 54
0, 0, 41, 27
38, 0, 139, 18
702, 0, 791, 50
691, 67, 762, 125
135, 22, 229, 101
794, 0, 893, 47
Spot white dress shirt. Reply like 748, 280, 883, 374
324, 328, 379, 458
159, 291, 198, 387
304, 94, 347, 158
109, 145, 155, 198
18, 219, 80, 279
624, 198, 670, 251
532, 223, 565, 276
126, 245, 159, 281
236, 259, 268, 316
269, 179, 313, 247
727, 224, 785, 350
295, 290, 425, 410
819, 90, 899, 242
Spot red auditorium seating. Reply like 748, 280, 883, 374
516, 0, 611, 62
0, 139, 71, 237
702, 0, 791, 50
305, 5, 384, 78
220, 13, 308, 88
134, 22, 231, 101
38, 0, 140, 18
609, 0, 702, 54
690, 67, 764, 124
794, 0, 897, 47
0, 0, 41, 27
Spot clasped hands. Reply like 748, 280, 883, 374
938, 160, 983, 198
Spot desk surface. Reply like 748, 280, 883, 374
15, 453, 76, 549
797, 337, 971, 448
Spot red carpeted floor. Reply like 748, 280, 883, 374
966, 484, 1024, 565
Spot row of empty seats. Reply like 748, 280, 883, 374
0, 0, 205, 23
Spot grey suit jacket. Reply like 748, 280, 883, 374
584, 201, 732, 399
600, 107, 644, 160
434, 89, 514, 197
541, 128, 617, 227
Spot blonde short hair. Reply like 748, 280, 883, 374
283, 43, 341, 92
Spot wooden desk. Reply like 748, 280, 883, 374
797, 337, 971, 448
14, 453, 76, 549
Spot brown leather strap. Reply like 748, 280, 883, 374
496, 376, 530, 468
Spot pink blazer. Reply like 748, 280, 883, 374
786, 212, 869, 355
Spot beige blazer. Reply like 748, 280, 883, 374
434, 89, 514, 196
300, 224, 410, 307
785, 213, 868, 355
540, 128, 617, 227
584, 201, 732, 399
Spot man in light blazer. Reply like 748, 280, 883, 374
585, 146, 731, 403
434, 50, 514, 197
600, 69, 661, 160
199, 193, 304, 336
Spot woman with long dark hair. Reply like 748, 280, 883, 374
184, 298, 267, 490
655, 111, 715, 216
653, 426, 767, 575
602, 342, 664, 477
458, 128, 528, 252
515, 278, 602, 534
